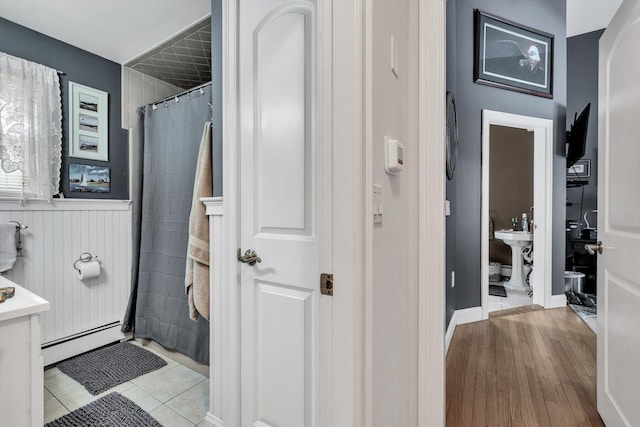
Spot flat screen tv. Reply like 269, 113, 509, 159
566, 103, 591, 168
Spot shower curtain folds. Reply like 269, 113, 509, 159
122, 85, 212, 363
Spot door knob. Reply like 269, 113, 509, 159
238, 248, 262, 266
585, 241, 603, 255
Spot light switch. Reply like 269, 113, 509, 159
373, 184, 383, 224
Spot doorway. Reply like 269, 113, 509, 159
481, 110, 553, 319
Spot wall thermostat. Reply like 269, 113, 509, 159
385, 137, 404, 175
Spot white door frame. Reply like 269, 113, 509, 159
417, 0, 446, 425
480, 110, 554, 319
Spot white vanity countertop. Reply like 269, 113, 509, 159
0, 276, 50, 322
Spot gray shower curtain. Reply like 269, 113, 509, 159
122, 85, 211, 363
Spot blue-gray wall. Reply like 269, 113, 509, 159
0, 17, 128, 199
566, 29, 603, 230
447, 0, 568, 311
211, 0, 223, 197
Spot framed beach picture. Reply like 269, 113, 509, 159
474, 10, 554, 98
69, 82, 109, 161
69, 164, 110, 193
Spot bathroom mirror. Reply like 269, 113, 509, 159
446, 91, 458, 180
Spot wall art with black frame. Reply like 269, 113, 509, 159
474, 10, 554, 98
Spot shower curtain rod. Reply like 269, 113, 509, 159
153, 81, 212, 106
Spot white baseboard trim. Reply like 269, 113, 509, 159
455, 306, 483, 325
42, 325, 125, 366
548, 294, 568, 309
205, 412, 224, 427
445, 306, 482, 355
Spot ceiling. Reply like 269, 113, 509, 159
567, 0, 623, 37
0, 0, 623, 64
0, 0, 211, 64
127, 19, 211, 89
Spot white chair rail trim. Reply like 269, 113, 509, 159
0, 199, 131, 211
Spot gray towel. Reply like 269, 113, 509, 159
0, 224, 17, 272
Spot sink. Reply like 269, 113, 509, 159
494, 230, 533, 245
494, 230, 533, 290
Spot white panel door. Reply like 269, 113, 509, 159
239, 1, 318, 426
597, 1, 640, 425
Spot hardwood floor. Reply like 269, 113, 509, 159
446, 306, 604, 427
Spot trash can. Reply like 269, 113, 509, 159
565, 271, 585, 293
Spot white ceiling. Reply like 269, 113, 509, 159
567, 0, 624, 37
0, 0, 624, 62
0, 0, 211, 64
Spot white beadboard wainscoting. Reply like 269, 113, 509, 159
0, 199, 132, 364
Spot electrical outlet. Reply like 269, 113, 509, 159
451, 271, 455, 288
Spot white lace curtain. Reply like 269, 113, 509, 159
0, 51, 62, 200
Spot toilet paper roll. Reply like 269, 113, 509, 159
77, 260, 100, 280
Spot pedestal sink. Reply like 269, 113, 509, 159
494, 230, 533, 290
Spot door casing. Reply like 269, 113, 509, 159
481, 110, 556, 319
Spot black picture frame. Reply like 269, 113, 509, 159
474, 10, 554, 98
567, 159, 591, 180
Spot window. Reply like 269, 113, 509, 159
0, 51, 62, 200
0, 169, 27, 197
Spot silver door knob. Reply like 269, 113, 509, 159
585, 241, 604, 255
238, 248, 262, 266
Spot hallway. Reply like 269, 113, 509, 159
446, 306, 604, 426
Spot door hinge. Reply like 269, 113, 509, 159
320, 273, 333, 296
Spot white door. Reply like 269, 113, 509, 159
597, 1, 640, 425
239, 1, 319, 426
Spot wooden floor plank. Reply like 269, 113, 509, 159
489, 304, 544, 319
517, 318, 553, 427
460, 322, 481, 426
446, 306, 604, 427
470, 321, 487, 427
485, 318, 499, 427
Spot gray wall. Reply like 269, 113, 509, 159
566, 30, 603, 232
449, 0, 568, 310
445, 0, 457, 327
0, 17, 128, 199
211, 0, 223, 197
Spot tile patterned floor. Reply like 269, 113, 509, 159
44, 342, 213, 426
488, 281, 533, 313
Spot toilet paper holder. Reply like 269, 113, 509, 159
73, 252, 98, 272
